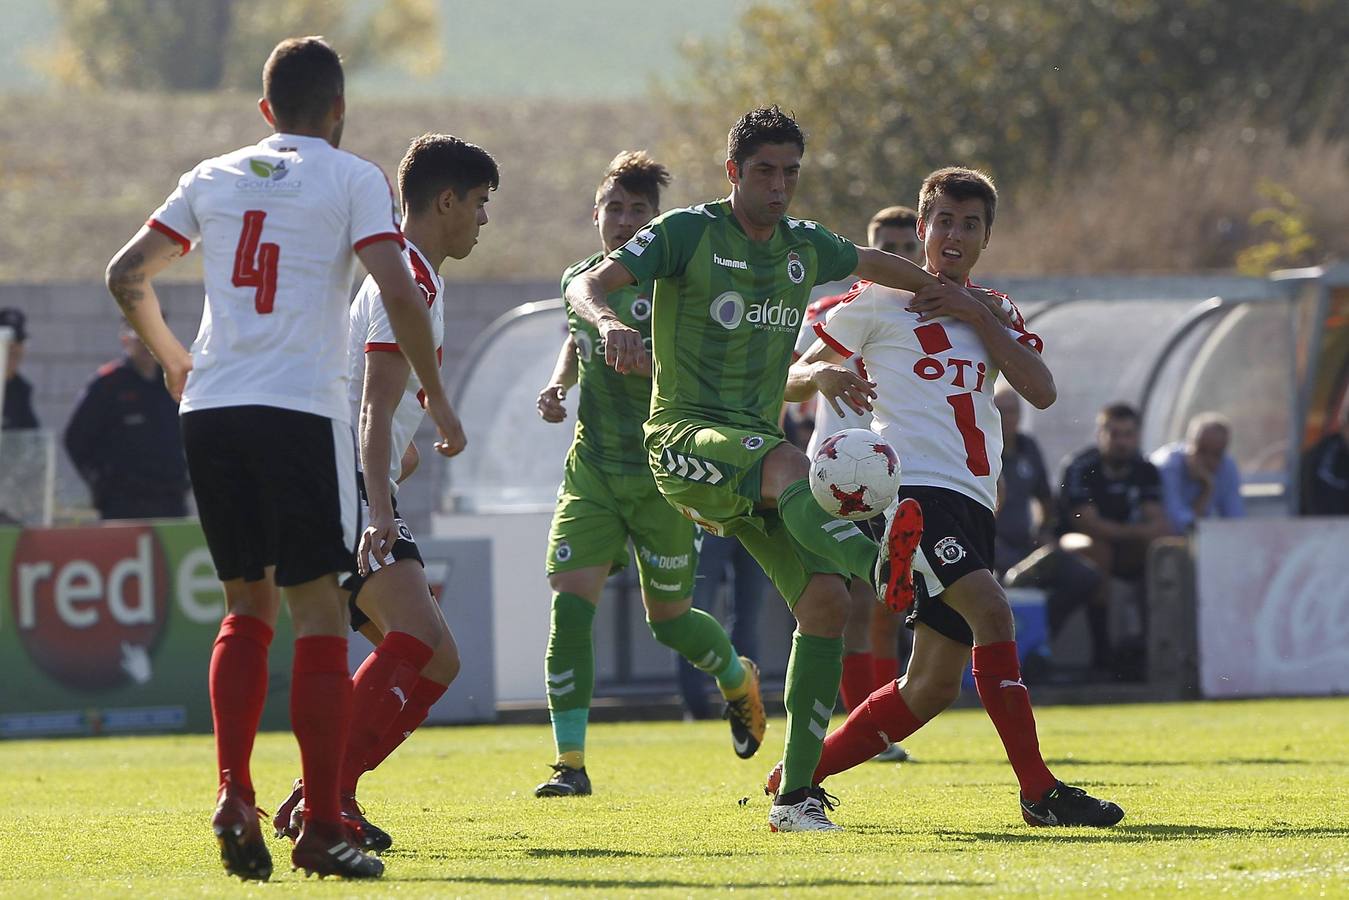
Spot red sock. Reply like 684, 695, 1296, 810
340, 632, 434, 794
873, 655, 900, 691
814, 679, 923, 782
839, 651, 875, 711
362, 676, 448, 774
209, 613, 273, 799
971, 641, 1057, 799
291, 635, 352, 824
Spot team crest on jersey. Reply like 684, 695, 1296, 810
631, 297, 652, 321
786, 251, 806, 285
933, 535, 966, 566
396, 520, 414, 544
555, 541, 572, 563
741, 435, 765, 451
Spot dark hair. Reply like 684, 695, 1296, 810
595, 150, 671, 209
398, 133, 500, 214
262, 37, 344, 128
727, 105, 805, 168
868, 205, 918, 236
918, 167, 998, 234
1098, 402, 1141, 425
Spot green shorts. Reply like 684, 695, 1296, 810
644, 419, 848, 607
546, 449, 699, 601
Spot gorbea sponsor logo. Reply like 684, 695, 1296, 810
709, 292, 800, 333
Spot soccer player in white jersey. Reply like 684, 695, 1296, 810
794, 206, 923, 759
271, 133, 498, 852
104, 38, 466, 881
781, 167, 1124, 828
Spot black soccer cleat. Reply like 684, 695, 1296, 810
1020, 781, 1125, 827
534, 764, 592, 798
212, 779, 273, 882
342, 794, 392, 852
291, 820, 385, 879
272, 778, 304, 841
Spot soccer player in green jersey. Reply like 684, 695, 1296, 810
533, 151, 766, 799
564, 107, 1007, 832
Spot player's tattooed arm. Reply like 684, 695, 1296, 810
105, 226, 192, 401
564, 259, 648, 375
537, 335, 579, 423
785, 339, 877, 415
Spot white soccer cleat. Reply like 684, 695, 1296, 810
768, 789, 843, 832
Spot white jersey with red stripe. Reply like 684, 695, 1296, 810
815, 280, 1043, 511
795, 285, 873, 461
148, 132, 403, 423
347, 240, 444, 491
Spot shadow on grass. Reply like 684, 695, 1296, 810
925, 823, 1349, 844
934, 757, 1314, 768
408, 874, 995, 889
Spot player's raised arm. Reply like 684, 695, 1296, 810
358, 240, 466, 456
105, 226, 194, 401
564, 258, 647, 375
855, 246, 1017, 328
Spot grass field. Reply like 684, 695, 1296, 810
3, 698, 1347, 897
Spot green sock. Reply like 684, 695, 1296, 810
777, 478, 878, 584
545, 592, 596, 756
781, 631, 844, 794
648, 608, 746, 693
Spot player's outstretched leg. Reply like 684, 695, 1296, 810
873, 498, 924, 612
537, 591, 596, 797
647, 603, 764, 759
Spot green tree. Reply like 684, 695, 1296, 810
665, 0, 1349, 236
47, 0, 439, 92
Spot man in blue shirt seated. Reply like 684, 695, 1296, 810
1149, 413, 1244, 533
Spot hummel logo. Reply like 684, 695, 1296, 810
714, 253, 748, 270
661, 449, 724, 484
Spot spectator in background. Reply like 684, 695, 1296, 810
996, 386, 1103, 679
1301, 397, 1349, 515
64, 321, 190, 519
1149, 412, 1244, 532
1056, 402, 1170, 676
677, 534, 766, 719
0, 307, 38, 430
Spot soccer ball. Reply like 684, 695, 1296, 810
809, 429, 902, 520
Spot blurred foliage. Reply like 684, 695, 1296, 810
666, 0, 1349, 237
46, 0, 439, 91
1236, 182, 1320, 276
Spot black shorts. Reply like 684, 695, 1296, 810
343, 472, 424, 632
900, 485, 996, 647
181, 406, 359, 587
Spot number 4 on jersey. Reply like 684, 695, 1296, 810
232, 209, 279, 314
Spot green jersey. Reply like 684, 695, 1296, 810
611, 199, 858, 437
560, 252, 655, 475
